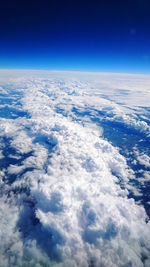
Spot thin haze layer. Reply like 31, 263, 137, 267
0, 71, 150, 267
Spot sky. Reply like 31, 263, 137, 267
0, 0, 150, 73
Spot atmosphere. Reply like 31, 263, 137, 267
0, 0, 150, 72
0, 1, 150, 267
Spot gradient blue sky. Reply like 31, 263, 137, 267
0, 0, 150, 73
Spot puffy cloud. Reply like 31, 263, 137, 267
0, 197, 23, 267
0, 71, 149, 266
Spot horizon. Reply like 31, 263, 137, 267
0, 68, 150, 76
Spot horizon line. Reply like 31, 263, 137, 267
0, 68, 150, 76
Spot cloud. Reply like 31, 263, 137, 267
0, 71, 150, 266
134, 149, 150, 168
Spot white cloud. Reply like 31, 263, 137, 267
136, 152, 150, 168
0, 71, 150, 266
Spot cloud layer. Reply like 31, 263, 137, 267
0, 71, 150, 267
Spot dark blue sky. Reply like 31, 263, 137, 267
0, 0, 150, 73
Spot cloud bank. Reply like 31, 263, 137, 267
0, 71, 150, 267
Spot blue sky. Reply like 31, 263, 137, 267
0, 0, 150, 73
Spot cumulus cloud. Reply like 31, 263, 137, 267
0, 71, 150, 267
135, 151, 150, 168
